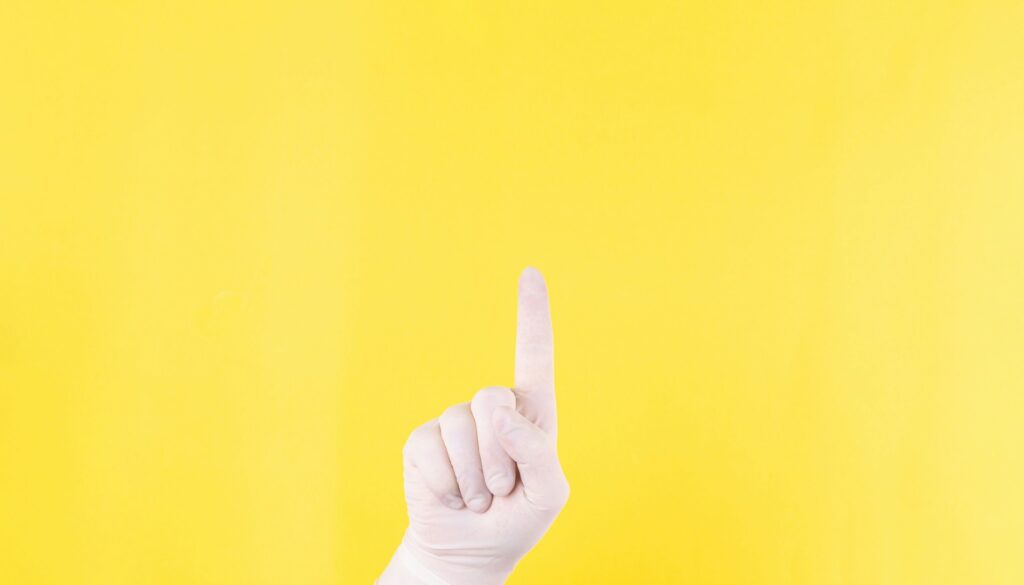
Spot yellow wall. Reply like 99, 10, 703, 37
2, 1, 1022, 583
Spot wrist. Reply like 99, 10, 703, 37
378, 531, 513, 585
378, 541, 448, 585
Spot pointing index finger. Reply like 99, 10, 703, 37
514, 267, 557, 436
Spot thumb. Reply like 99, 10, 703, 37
492, 406, 570, 511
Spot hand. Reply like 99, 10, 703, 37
379, 268, 570, 585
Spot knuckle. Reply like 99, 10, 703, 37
538, 465, 570, 510
560, 474, 571, 500
553, 478, 571, 508
401, 437, 416, 462
402, 420, 437, 459
471, 386, 514, 410
531, 474, 569, 512
440, 403, 468, 424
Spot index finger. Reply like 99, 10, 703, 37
514, 266, 557, 436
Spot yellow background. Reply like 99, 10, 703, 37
2, 1, 1022, 583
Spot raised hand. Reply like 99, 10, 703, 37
378, 268, 569, 585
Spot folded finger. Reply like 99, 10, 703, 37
439, 403, 492, 513
471, 386, 518, 496
403, 419, 464, 510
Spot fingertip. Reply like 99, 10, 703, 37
443, 494, 465, 510
519, 266, 547, 293
464, 494, 492, 513
486, 471, 515, 497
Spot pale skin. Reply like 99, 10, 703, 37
379, 268, 570, 585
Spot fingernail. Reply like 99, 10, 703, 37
444, 494, 464, 509
488, 473, 513, 495
465, 495, 489, 513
